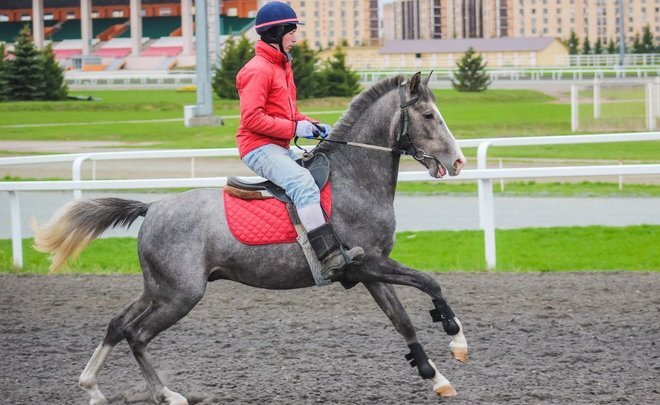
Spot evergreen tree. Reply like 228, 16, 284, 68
641, 25, 655, 53
5, 25, 45, 101
317, 44, 360, 97
568, 30, 580, 55
40, 43, 68, 100
0, 43, 8, 101
450, 47, 490, 92
593, 38, 603, 55
213, 35, 254, 100
607, 38, 617, 54
290, 40, 320, 99
631, 33, 643, 53
582, 37, 592, 55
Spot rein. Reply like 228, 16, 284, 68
296, 80, 444, 170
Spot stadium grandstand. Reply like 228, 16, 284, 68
0, 0, 256, 70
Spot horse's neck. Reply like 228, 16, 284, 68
324, 95, 401, 203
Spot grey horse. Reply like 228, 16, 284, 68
33, 72, 468, 405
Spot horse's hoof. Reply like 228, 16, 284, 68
434, 382, 457, 397
450, 347, 468, 363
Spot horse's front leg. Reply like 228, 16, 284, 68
351, 258, 468, 363
364, 281, 457, 397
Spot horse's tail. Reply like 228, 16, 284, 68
32, 198, 149, 273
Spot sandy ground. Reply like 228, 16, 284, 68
1, 272, 658, 404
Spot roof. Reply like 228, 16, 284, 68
379, 37, 560, 54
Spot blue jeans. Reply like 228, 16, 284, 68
242, 144, 320, 208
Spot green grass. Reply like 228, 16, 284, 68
396, 180, 660, 197
3, 225, 659, 273
1, 87, 657, 166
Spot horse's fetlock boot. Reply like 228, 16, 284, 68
430, 298, 459, 335
444, 318, 460, 336
406, 343, 436, 379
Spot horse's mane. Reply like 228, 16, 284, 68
331, 75, 405, 138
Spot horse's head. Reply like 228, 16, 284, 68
393, 72, 466, 177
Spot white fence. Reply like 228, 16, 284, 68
2, 132, 660, 270
64, 66, 660, 89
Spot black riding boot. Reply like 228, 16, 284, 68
307, 223, 364, 281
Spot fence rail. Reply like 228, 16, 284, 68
2, 132, 660, 270
63, 66, 660, 89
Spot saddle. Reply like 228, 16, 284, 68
223, 153, 332, 246
225, 153, 330, 203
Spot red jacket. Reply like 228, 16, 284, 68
235, 41, 313, 158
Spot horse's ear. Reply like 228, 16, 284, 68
422, 70, 434, 87
409, 72, 422, 95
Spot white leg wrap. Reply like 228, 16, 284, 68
79, 344, 113, 405
449, 317, 468, 351
161, 387, 189, 405
428, 360, 456, 396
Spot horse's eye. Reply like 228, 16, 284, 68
423, 112, 434, 119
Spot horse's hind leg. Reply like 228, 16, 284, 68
123, 280, 205, 405
79, 293, 150, 405
364, 282, 457, 397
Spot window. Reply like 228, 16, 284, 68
112, 10, 124, 18
21, 14, 31, 21
0, 15, 8, 22
159, 8, 172, 16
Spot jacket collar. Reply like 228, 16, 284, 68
256, 40, 289, 66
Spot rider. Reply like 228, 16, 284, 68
235, 1, 363, 280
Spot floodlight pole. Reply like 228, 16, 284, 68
184, 0, 223, 126
618, 0, 626, 67
195, 0, 213, 116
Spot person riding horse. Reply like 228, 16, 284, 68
235, 1, 363, 281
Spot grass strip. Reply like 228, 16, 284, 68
2, 225, 658, 274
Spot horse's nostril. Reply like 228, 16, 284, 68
453, 157, 465, 173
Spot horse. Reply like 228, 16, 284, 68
33, 72, 468, 405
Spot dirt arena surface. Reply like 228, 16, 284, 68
1, 272, 658, 404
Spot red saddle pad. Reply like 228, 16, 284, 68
224, 184, 332, 245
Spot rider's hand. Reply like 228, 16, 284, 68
295, 120, 322, 139
316, 123, 332, 138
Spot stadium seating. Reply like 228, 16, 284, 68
0, 20, 58, 42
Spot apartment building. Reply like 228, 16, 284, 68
383, 0, 658, 44
258, 0, 379, 48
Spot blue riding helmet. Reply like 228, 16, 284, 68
255, 1, 304, 46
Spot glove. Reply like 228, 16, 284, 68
316, 123, 332, 139
295, 120, 322, 139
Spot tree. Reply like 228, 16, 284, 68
317, 44, 360, 97
568, 30, 580, 55
0, 43, 8, 101
641, 25, 655, 53
290, 40, 320, 99
450, 47, 490, 92
213, 35, 254, 99
5, 25, 45, 101
582, 37, 591, 55
631, 33, 643, 54
607, 38, 617, 54
40, 43, 68, 100
593, 38, 603, 55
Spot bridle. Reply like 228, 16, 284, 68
297, 80, 446, 172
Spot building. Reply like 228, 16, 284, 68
383, 0, 658, 45
261, 0, 379, 49
322, 36, 569, 70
